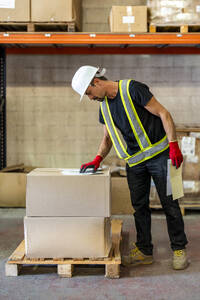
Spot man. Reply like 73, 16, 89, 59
71, 65, 189, 270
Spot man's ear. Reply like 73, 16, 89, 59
93, 78, 100, 86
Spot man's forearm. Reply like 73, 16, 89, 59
160, 111, 177, 142
97, 136, 112, 159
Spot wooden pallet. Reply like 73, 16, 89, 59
149, 24, 200, 33
5, 219, 123, 279
0, 22, 76, 32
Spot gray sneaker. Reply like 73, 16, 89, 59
173, 249, 189, 270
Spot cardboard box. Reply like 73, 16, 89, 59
109, 6, 147, 33
0, 164, 34, 207
111, 177, 134, 214
26, 168, 111, 217
31, 0, 82, 30
180, 136, 200, 181
0, 0, 30, 22
183, 180, 200, 197
148, 0, 200, 25
24, 216, 111, 258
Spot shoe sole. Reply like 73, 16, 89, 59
173, 261, 189, 270
122, 260, 153, 267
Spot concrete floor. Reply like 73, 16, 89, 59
0, 209, 200, 300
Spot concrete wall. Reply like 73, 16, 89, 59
6, 54, 200, 168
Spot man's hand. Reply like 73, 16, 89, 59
169, 141, 183, 168
80, 155, 103, 173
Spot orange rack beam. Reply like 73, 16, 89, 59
1, 32, 200, 45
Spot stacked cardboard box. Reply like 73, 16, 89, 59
24, 168, 111, 258
31, 0, 82, 30
109, 6, 147, 33
0, 164, 35, 207
150, 133, 200, 208
180, 135, 200, 181
148, 0, 200, 25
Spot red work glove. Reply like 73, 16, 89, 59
80, 155, 103, 173
169, 141, 183, 168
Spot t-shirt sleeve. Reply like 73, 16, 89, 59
99, 107, 105, 124
129, 80, 153, 107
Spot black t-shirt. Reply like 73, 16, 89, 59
99, 80, 166, 155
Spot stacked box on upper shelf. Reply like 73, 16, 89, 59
31, 0, 82, 31
109, 6, 147, 33
0, 0, 30, 22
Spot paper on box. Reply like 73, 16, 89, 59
24, 216, 111, 258
0, 0, 15, 9
26, 168, 111, 217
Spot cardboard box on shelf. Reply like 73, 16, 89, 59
24, 216, 111, 258
148, 0, 200, 25
26, 168, 111, 217
109, 6, 147, 33
0, 0, 30, 22
31, 0, 82, 30
0, 164, 35, 207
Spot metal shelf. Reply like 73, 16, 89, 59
0, 32, 200, 44
1, 32, 200, 54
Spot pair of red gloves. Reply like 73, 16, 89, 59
80, 141, 183, 173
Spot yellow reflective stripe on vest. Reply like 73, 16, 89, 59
100, 79, 169, 166
100, 98, 130, 159
126, 80, 152, 147
119, 80, 151, 150
126, 135, 169, 166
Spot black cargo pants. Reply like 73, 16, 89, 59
126, 149, 188, 255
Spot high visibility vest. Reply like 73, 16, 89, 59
100, 79, 169, 167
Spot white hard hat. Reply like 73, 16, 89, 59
71, 65, 99, 101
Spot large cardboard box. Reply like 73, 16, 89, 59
0, 165, 34, 207
24, 216, 111, 258
109, 6, 147, 33
0, 0, 30, 22
180, 136, 200, 181
26, 168, 110, 217
111, 177, 134, 214
31, 0, 82, 30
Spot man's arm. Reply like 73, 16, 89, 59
145, 96, 183, 168
97, 125, 113, 158
144, 96, 177, 142
80, 125, 112, 173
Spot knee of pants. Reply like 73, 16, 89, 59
131, 197, 151, 214
162, 201, 182, 218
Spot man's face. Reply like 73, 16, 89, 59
85, 80, 106, 102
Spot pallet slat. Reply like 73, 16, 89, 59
0, 22, 76, 32
149, 23, 200, 33
9, 240, 25, 261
